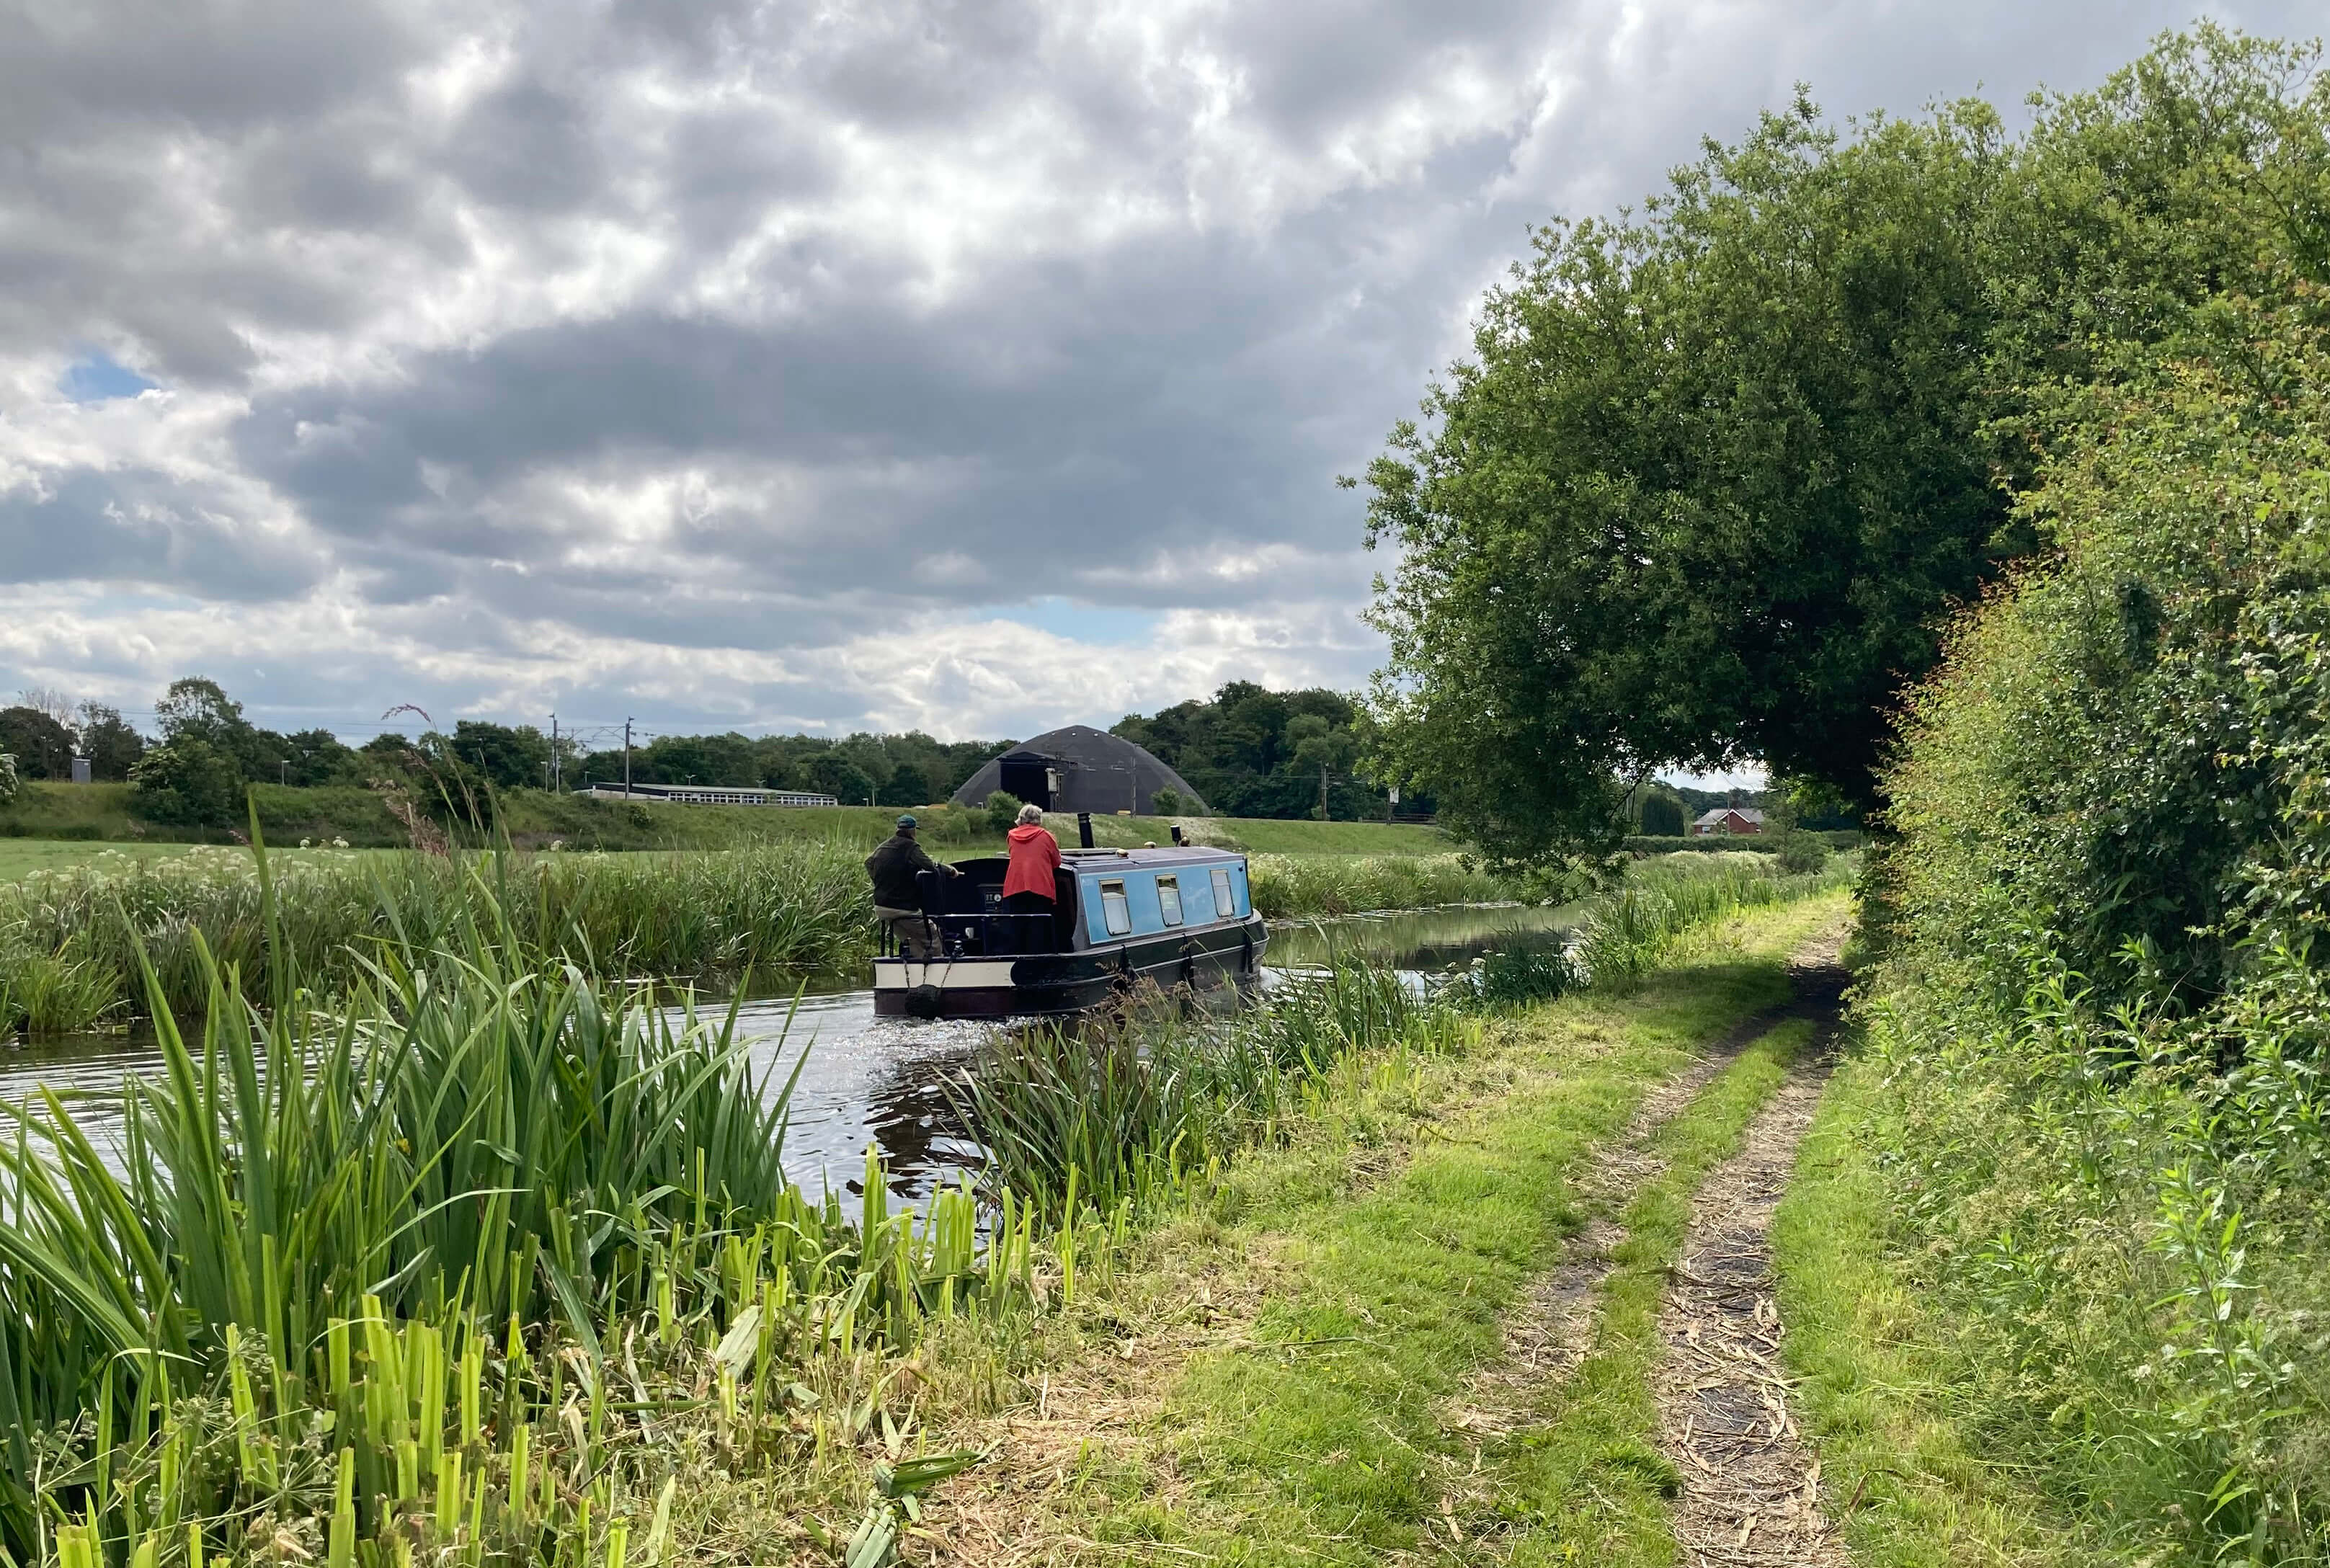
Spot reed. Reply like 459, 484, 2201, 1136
1434, 852, 1857, 1009
951, 954, 1475, 1221
1568, 852, 1855, 990
0, 844, 1049, 1567
1245, 852, 1514, 919
0, 841, 874, 1032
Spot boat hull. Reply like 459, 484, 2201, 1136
873, 917, 1268, 1018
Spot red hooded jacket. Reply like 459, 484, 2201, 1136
1003, 821, 1062, 899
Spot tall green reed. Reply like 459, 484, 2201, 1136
1567, 853, 1854, 991
1436, 851, 1854, 1009
1245, 852, 1516, 919
951, 955, 1475, 1221
0, 840, 874, 1033
0, 837, 1047, 1566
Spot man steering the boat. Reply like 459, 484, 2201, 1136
866, 814, 959, 959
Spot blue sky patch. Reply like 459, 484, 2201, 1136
993, 597, 1160, 646
60, 352, 156, 403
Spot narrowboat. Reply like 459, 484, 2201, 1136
872, 844, 1269, 1018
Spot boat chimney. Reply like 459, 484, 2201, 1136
1170, 824, 1184, 845
1077, 811, 1095, 849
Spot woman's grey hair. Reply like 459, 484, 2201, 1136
1016, 802, 1044, 825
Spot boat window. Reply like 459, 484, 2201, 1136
1099, 879, 1132, 936
1156, 875, 1184, 926
1211, 867, 1236, 916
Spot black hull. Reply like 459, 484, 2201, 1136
873, 917, 1268, 1018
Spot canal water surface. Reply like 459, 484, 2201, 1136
0, 903, 1578, 1206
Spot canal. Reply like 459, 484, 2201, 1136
0, 902, 1579, 1206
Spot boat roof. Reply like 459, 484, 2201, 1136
1060, 845, 1243, 869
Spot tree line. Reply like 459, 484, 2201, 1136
4, 676, 1439, 827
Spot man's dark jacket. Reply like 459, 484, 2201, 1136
866, 832, 941, 909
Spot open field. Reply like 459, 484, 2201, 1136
0, 780, 1446, 859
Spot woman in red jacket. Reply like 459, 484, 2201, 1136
1002, 802, 1062, 924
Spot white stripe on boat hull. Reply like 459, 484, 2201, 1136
871, 960, 1018, 989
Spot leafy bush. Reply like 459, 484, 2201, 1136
1152, 787, 1186, 816
0, 753, 14, 807
128, 736, 244, 826
984, 789, 1023, 834
1865, 306, 2330, 1558
1771, 831, 1830, 875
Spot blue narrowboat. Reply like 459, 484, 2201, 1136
872, 845, 1269, 1017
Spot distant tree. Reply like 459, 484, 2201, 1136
881, 761, 932, 808
130, 739, 244, 827
1640, 791, 1686, 837
0, 706, 75, 779
76, 703, 146, 780
156, 677, 252, 749
278, 729, 360, 787
0, 753, 17, 807
1152, 788, 1186, 816
835, 734, 897, 797
806, 752, 876, 805
1114, 682, 1393, 820
694, 732, 763, 788
984, 791, 1023, 834
452, 721, 552, 791
17, 687, 74, 724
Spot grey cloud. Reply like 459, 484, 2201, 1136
0, 467, 323, 600
449, 78, 608, 214
0, 1, 422, 142
229, 218, 1408, 613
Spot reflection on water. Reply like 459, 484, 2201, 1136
726, 986, 987, 1205
0, 904, 1581, 1209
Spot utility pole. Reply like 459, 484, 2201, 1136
550, 713, 559, 792
1318, 762, 1329, 822
623, 718, 633, 797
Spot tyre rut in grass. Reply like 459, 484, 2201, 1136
1652, 951, 1848, 1568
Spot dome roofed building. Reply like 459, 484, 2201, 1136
950, 724, 1208, 816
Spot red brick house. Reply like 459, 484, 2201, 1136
1690, 807, 1765, 837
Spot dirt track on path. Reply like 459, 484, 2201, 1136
1652, 942, 1849, 1567
1449, 925, 1851, 1439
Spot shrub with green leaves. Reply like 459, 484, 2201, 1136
984, 790, 1023, 834
128, 737, 244, 827
1867, 303, 2330, 1559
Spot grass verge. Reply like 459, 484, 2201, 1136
1771, 1051, 2084, 1567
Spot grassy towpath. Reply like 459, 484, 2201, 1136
928, 893, 1849, 1565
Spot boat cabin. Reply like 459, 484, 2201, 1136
874, 845, 1268, 1017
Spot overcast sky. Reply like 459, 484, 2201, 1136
0, 0, 2317, 751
